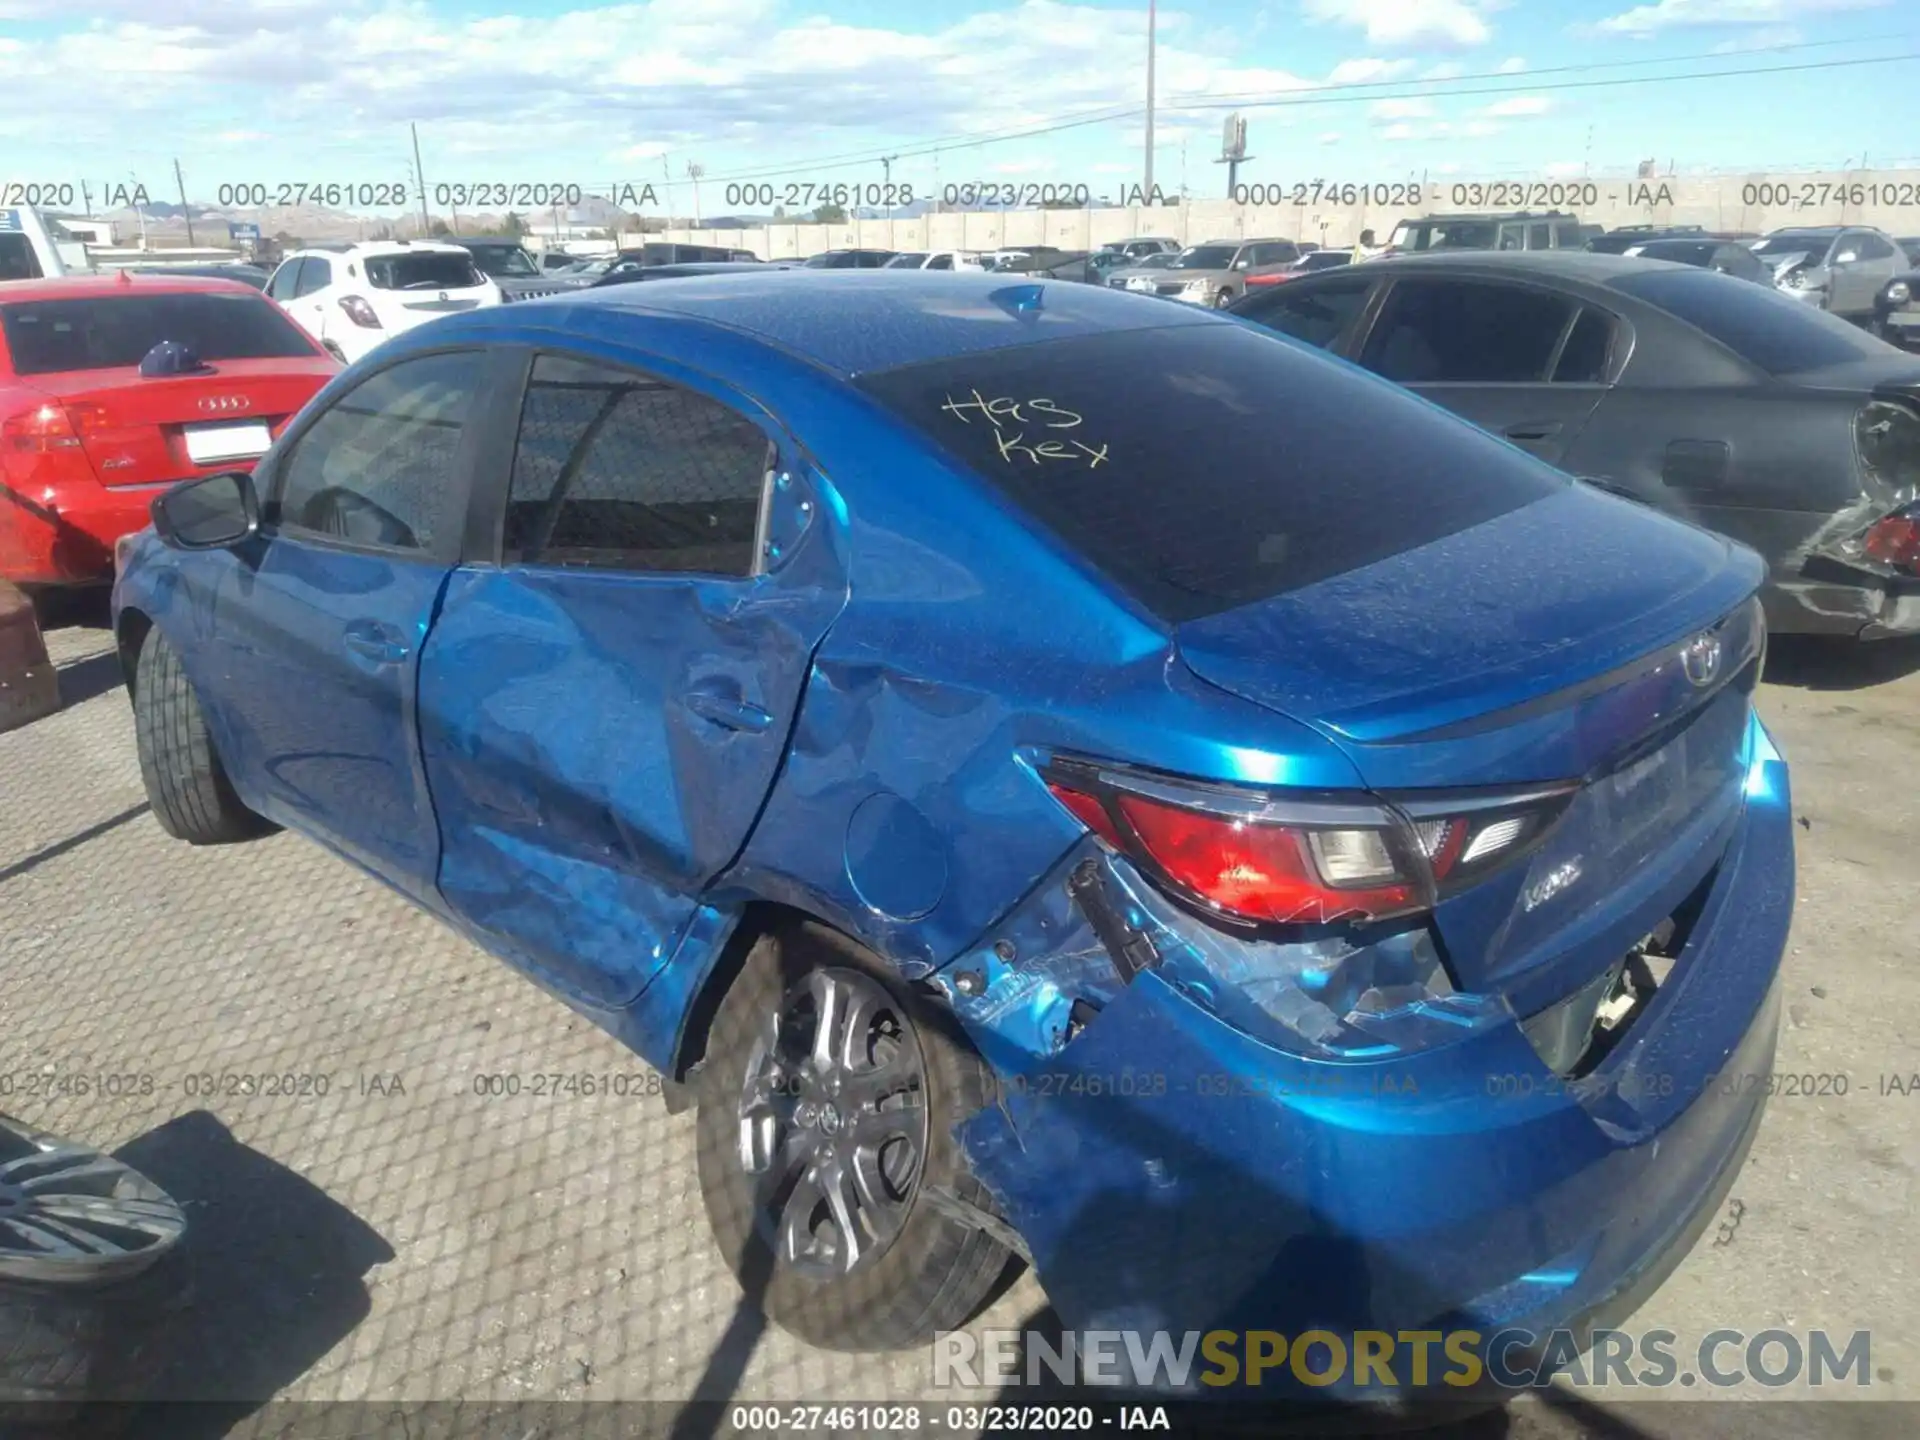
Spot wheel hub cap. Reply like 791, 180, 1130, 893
735, 966, 931, 1280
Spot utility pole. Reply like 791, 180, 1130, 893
79, 180, 93, 218
1144, 0, 1157, 200
173, 159, 195, 245
411, 123, 431, 237
881, 155, 899, 246
687, 162, 704, 227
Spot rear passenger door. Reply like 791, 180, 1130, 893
1353, 277, 1615, 467
417, 349, 846, 1012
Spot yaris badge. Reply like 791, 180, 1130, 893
1679, 631, 1724, 688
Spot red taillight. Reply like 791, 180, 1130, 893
1864, 510, 1920, 572
1116, 792, 1421, 924
1044, 762, 1571, 929
2, 402, 105, 453
339, 295, 384, 329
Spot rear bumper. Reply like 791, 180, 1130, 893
956, 728, 1792, 1367
1, 480, 161, 588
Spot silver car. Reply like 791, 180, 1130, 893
1751, 226, 1907, 321
1107, 252, 1179, 290
1132, 238, 1305, 307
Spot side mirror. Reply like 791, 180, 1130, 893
152, 470, 259, 551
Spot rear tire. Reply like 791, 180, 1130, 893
695, 921, 1009, 1351
133, 628, 273, 845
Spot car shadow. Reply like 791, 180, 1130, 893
102, 1110, 395, 1439
1762, 633, 1920, 691
54, 651, 126, 708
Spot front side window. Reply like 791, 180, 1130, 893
1171, 245, 1237, 270
1361, 279, 1575, 383
272, 351, 482, 551
504, 354, 772, 576
926, 254, 953, 271
0, 234, 42, 282
267, 258, 304, 300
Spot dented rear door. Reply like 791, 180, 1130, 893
418, 346, 845, 1012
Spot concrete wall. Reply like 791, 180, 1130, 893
633, 167, 1920, 259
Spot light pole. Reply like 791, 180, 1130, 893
687, 162, 705, 228
882, 154, 899, 247
1144, 0, 1157, 201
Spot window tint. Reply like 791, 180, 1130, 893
1362, 280, 1574, 383
294, 257, 332, 296
1527, 223, 1551, 251
1610, 267, 1888, 374
1852, 233, 1894, 261
856, 324, 1561, 624
267, 258, 304, 300
273, 352, 481, 550
1237, 276, 1372, 349
0, 293, 317, 375
927, 254, 953, 270
504, 355, 772, 575
1553, 309, 1615, 383
1497, 225, 1526, 251
364, 252, 482, 290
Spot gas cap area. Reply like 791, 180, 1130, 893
844, 792, 949, 920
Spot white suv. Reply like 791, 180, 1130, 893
265, 241, 502, 363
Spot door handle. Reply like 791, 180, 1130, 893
683, 688, 773, 733
1504, 421, 1562, 442
342, 621, 409, 665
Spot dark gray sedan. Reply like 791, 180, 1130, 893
1230, 250, 1920, 639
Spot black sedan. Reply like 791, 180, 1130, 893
1229, 250, 1920, 640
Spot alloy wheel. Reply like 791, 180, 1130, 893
735, 967, 930, 1280
0, 1115, 186, 1285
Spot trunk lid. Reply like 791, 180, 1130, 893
29, 357, 335, 488
1175, 484, 1768, 1008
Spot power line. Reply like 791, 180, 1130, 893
676, 36, 1917, 187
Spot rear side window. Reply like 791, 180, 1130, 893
1237, 276, 1373, 349
294, 258, 332, 297
857, 323, 1562, 623
1553, 309, 1615, 383
504, 354, 772, 575
1610, 267, 1888, 374
0, 293, 315, 375
364, 253, 482, 290
267, 258, 305, 300
273, 351, 482, 550
0, 234, 44, 281
1361, 280, 1574, 383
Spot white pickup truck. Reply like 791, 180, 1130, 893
0, 204, 94, 280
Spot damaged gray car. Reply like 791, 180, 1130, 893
1231, 250, 1920, 638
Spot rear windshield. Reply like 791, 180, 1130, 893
0, 293, 314, 375
464, 245, 537, 277
1611, 267, 1887, 375
364, 253, 484, 290
856, 324, 1563, 622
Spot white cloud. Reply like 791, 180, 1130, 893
1497, 55, 1526, 72
0, 0, 1334, 179
1317, 130, 1344, 143
1092, 161, 1129, 173
1482, 94, 1550, 116
1711, 22, 1803, 48
1460, 119, 1500, 137
1300, 0, 1497, 49
1370, 96, 1437, 120
1595, 0, 1887, 37
1326, 57, 1416, 84
1422, 61, 1468, 79
1380, 119, 1457, 142
214, 129, 270, 143
1545, 160, 1585, 176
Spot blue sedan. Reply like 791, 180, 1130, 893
112, 271, 1791, 1373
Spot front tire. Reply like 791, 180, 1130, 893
133, 629, 272, 845
695, 921, 1009, 1351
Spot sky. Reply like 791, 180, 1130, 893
1, 0, 1917, 217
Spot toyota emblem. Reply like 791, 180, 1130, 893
197, 396, 252, 414
1679, 631, 1723, 688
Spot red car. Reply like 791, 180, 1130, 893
0, 272, 338, 590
